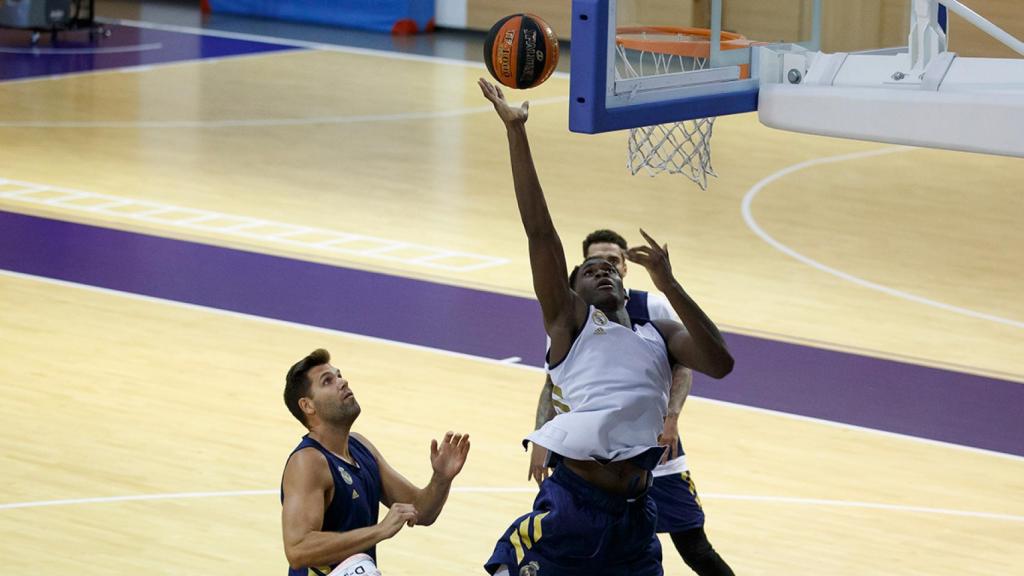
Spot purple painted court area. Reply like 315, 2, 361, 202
0, 24, 292, 81
1, 210, 1021, 457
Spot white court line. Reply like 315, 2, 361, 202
0, 42, 163, 55
0, 176, 509, 273
741, 147, 1024, 330
2, 488, 1021, 523
105, 17, 571, 78
0, 98, 568, 129
0, 46, 307, 86
0, 18, 568, 87
1, 268, 1021, 464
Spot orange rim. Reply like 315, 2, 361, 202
616, 26, 750, 58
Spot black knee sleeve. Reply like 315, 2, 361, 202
670, 527, 736, 576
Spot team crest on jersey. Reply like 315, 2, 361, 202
338, 466, 354, 485
519, 561, 540, 576
591, 309, 609, 326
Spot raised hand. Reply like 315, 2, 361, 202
430, 431, 471, 482
625, 228, 675, 292
379, 502, 418, 538
478, 78, 529, 125
657, 418, 681, 464
527, 444, 550, 486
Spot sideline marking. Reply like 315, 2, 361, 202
2, 488, 1021, 523
0, 178, 509, 273
741, 147, 1024, 330
2, 268, 1021, 463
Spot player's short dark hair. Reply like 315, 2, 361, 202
569, 256, 612, 289
582, 229, 628, 258
284, 348, 331, 427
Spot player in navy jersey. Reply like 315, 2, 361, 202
479, 78, 733, 576
280, 348, 470, 576
530, 230, 735, 576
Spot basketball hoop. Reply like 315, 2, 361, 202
615, 27, 751, 190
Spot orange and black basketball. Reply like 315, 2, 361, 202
484, 13, 559, 89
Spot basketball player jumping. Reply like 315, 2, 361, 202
280, 348, 470, 576
530, 230, 736, 576
478, 77, 733, 576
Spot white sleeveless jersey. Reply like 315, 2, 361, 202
526, 306, 672, 463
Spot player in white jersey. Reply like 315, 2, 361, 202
530, 230, 735, 576
478, 78, 734, 576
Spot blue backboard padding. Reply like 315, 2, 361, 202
569, 0, 757, 134
208, 0, 434, 33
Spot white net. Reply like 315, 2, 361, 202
615, 34, 717, 190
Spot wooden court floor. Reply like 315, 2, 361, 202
0, 24, 1022, 576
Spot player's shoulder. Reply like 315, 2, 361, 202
283, 446, 332, 484
350, 432, 381, 457
644, 291, 679, 322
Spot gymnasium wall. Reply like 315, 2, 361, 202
451, 0, 1024, 56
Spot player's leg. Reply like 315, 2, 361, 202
670, 526, 735, 576
651, 471, 735, 576
616, 494, 664, 576
485, 466, 605, 576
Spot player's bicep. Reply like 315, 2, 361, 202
654, 319, 699, 370
281, 450, 330, 547
527, 233, 576, 325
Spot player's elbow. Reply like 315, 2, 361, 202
706, 354, 734, 379
284, 543, 311, 570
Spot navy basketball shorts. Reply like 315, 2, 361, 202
485, 464, 663, 576
649, 470, 706, 533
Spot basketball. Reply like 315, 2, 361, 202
484, 13, 559, 89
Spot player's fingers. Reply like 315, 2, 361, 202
522, 101, 530, 114
639, 227, 658, 248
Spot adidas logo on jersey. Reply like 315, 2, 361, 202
352, 490, 360, 500
593, 327, 606, 335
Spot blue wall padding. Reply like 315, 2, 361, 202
208, 0, 434, 34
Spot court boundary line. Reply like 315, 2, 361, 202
0, 46, 307, 86
0, 42, 163, 55
714, 322, 1024, 383
2, 268, 1021, 463
0, 178, 509, 272
2, 488, 1021, 523
0, 18, 570, 86
741, 147, 1024, 330
103, 17, 571, 79
0, 96, 568, 128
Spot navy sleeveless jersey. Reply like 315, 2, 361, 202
282, 434, 382, 576
626, 288, 650, 322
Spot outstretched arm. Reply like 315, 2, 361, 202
629, 229, 734, 378
659, 365, 692, 462
478, 79, 583, 345
355, 432, 470, 527
528, 375, 556, 485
